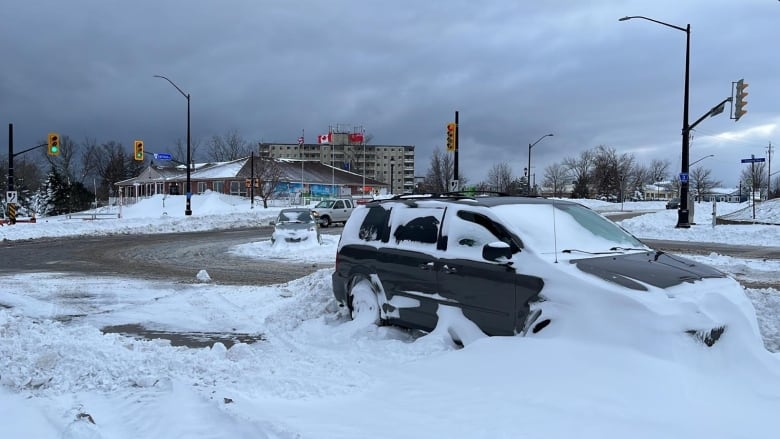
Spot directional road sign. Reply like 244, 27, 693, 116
154, 153, 172, 160
740, 157, 765, 163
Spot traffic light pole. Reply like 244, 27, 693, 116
7, 124, 14, 225
454, 111, 459, 191
6, 123, 48, 225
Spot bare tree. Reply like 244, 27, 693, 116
43, 135, 79, 182
542, 162, 570, 198
482, 162, 514, 192
93, 141, 142, 199
648, 159, 671, 184
208, 130, 252, 162
690, 166, 721, 201
740, 162, 767, 200
420, 147, 455, 193
590, 145, 635, 199
172, 137, 203, 164
253, 158, 284, 208
79, 136, 109, 185
562, 149, 595, 198
629, 164, 652, 200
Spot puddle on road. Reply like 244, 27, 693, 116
101, 323, 266, 348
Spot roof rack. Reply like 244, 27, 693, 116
386, 191, 511, 201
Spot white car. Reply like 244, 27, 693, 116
311, 198, 355, 227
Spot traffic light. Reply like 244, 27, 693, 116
446, 122, 457, 151
47, 132, 60, 156
134, 140, 144, 161
734, 79, 748, 121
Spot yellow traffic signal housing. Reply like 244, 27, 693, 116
134, 140, 144, 161
446, 122, 457, 151
47, 132, 60, 156
734, 79, 748, 121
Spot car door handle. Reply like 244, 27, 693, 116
419, 262, 435, 270
442, 264, 457, 274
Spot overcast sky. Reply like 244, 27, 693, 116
2, 0, 779, 188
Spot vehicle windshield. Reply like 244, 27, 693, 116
492, 202, 647, 257
314, 200, 335, 209
278, 210, 314, 224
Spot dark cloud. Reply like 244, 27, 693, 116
2, 0, 778, 187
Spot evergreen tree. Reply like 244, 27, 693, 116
40, 167, 70, 215
570, 178, 590, 199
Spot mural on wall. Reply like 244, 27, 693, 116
271, 182, 338, 198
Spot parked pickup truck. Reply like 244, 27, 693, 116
311, 198, 355, 227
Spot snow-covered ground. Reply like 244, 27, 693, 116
1, 192, 780, 438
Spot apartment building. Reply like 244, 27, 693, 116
259, 131, 415, 194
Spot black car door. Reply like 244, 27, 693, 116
436, 209, 521, 335
379, 206, 445, 331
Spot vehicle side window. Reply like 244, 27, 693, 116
358, 206, 391, 242
345, 200, 352, 208
334, 200, 344, 209
390, 207, 445, 248
394, 216, 439, 244
455, 211, 520, 253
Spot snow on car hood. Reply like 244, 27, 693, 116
511, 246, 764, 360
571, 251, 726, 290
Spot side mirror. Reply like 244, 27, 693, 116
269, 221, 276, 226
482, 241, 512, 262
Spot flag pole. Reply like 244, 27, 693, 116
331, 126, 335, 197
300, 129, 304, 205
362, 128, 366, 198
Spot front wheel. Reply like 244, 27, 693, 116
320, 216, 332, 228
348, 278, 380, 326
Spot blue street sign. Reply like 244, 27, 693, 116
679, 172, 689, 183
740, 157, 765, 163
154, 153, 172, 160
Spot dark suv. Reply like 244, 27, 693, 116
332, 194, 755, 345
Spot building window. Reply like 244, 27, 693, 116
230, 181, 246, 196
213, 181, 224, 194
197, 182, 208, 194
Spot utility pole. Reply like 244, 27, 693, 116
768, 142, 773, 197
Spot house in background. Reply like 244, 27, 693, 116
115, 157, 388, 203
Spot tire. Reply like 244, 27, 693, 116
321, 216, 332, 228
348, 278, 380, 325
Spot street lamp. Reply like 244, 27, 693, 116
690, 154, 714, 167
390, 157, 395, 194
153, 74, 192, 216
620, 15, 691, 228
528, 133, 553, 195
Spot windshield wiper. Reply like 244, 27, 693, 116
609, 246, 650, 252
561, 249, 624, 255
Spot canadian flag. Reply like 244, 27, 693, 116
348, 132, 364, 143
317, 133, 332, 144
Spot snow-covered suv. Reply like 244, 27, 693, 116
332, 194, 761, 347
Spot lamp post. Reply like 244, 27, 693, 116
690, 154, 714, 167
153, 74, 192, 216
390, 157, 395, 194
620, 15, 690, 228
527, 133, 553, 195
